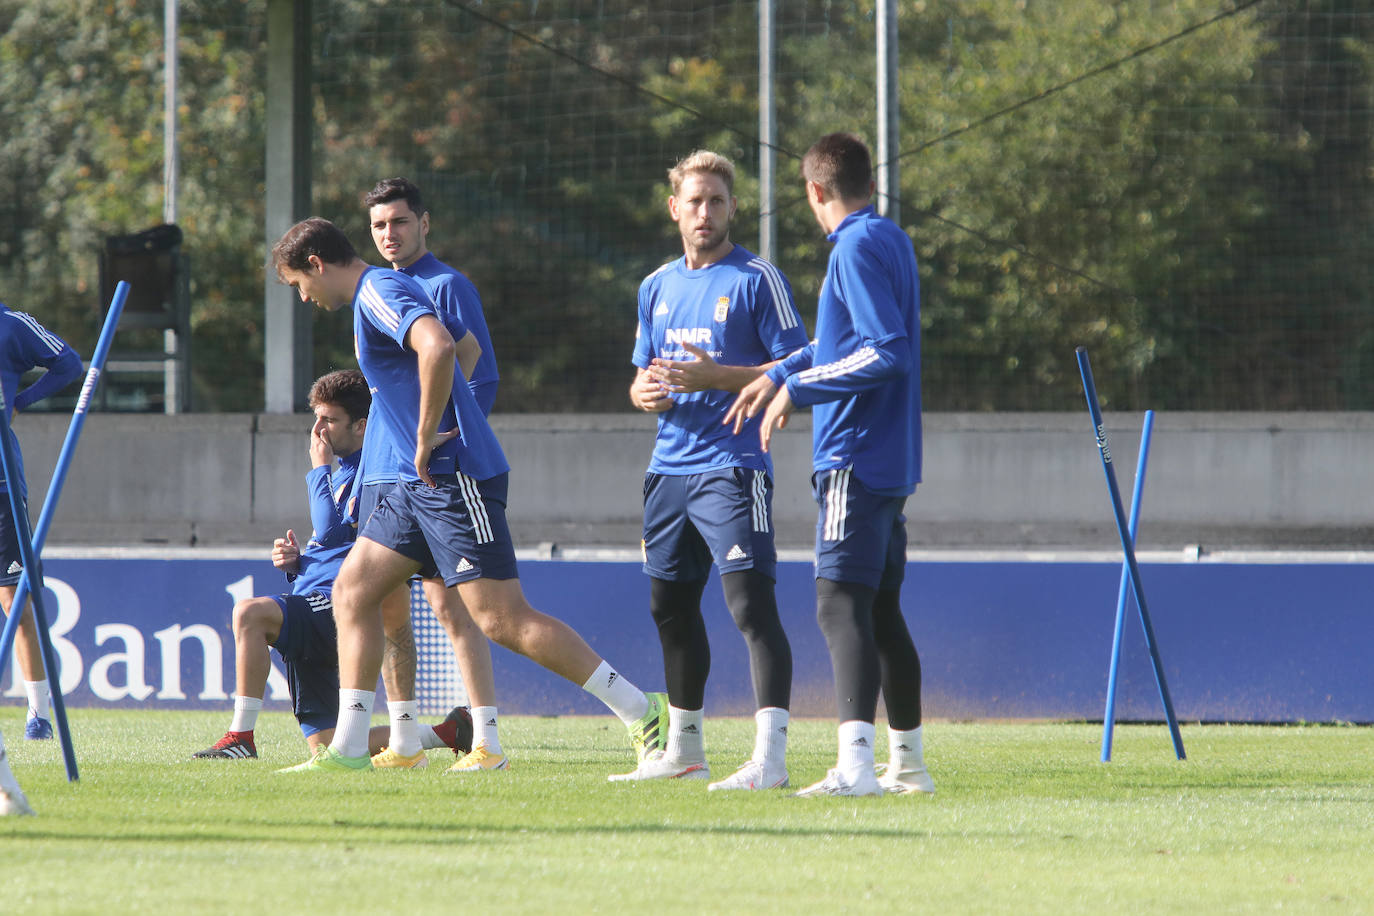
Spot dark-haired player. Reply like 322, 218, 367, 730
191, 369, 472, 762
360, 177, 507, 772
270, 218, 666, 774
729, 133, 933, 797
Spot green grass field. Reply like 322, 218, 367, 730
2, 710, 1371, 914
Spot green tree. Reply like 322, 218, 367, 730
0, 0, 267, 410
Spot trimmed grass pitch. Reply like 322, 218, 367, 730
2, 710, 1371, 913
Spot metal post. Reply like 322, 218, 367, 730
163, 0, 178, 227
264, 0, 313, 413
876, 0, 899, 222
163, 0, 181, 414
759, 0, 777, 263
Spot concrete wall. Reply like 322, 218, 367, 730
17, 411, 1374, 549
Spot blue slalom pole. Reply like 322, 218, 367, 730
0, 389, 78, 780
1076, 348, 1184, 760
0, 280, 129, 781
1102, 409, 1154, 762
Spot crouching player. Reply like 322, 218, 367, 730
191, 369, 471, 763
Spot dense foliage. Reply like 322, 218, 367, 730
0, 0, 1369, 411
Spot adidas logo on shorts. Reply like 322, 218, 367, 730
725, 545, 748, 561
5, 561, 21, 575
456, 558, 474, 574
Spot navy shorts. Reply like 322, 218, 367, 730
0, 496, 29, 588
362, 472, 519, 587
812, 468, 909, 591
357, 480, 394, 530
642, 468, 777, 583
270, 591, 340, 736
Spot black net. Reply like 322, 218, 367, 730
0, 0, 1370, 411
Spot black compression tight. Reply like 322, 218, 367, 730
720, 569, 791, 711
649, 577, 710, 709
649, 571, 792, 711
815, 578, 922, 729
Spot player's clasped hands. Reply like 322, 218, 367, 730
631, 369, 673, 413
649, 342, 721, 393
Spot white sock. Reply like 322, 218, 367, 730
387, 700, 421, 756
418, 724, 442, 750
888, 724, 925, 771
471, 706, 502, 754
837, 720, 877, 776
0, 730, 23, 796
580, 661, 647, 726
331, 689, 375, 758
753, 707, 789, 769
664, 706, 704, 762
23, 680, 50, 721
230, 696, 263, 733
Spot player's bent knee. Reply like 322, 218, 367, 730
232, 597, 282, 639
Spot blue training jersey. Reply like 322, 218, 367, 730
632, 245, 807, 474
766, 206, 922, 493
358, 254, 500, 488
351, 267, 508, 483
0, 303, 83, 496
404, 253, 498, 413
289, 449, 360, 598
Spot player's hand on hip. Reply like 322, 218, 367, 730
651, 342, 719, 393
725, 374, 777, 435
758, 385, 793, 453
415, 429, 461, 487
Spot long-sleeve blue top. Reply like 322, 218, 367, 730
766, 206, 922, 493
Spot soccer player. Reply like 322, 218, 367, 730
619, 151, 806, 790
269, 218, 667, 774
360, 177, 508, 773
0, 300, 82, 741
727, 133, 934, 797
191, 370, 473, 763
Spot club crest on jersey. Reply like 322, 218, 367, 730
714, 296, 730, 322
